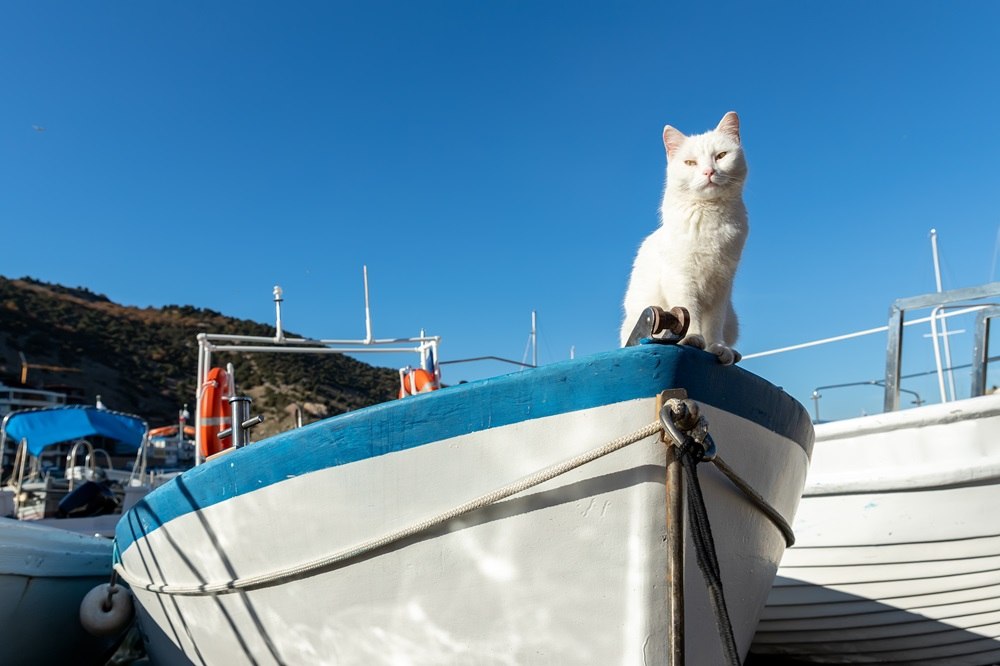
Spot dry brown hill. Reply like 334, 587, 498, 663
0, 276, 399, 436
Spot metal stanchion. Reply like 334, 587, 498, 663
658, 390, 686, 665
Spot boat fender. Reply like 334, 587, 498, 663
80, 583, 134, 637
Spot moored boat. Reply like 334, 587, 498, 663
115, 337, 813, 665
0, 517, 122, 665
146, 419, 196, 469
751, 282, 1000, 664
0, 404, 158, 537
0, 383, 68, 418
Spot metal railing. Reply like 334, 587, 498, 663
742, 282, 1000, 417
884, 282, 1000, 411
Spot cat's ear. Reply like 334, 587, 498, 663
715, 112, 740, 143
662, 126, 687, 159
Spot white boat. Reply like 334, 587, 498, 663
114, 326, 813, 664
0, 404, 161, 537
0, 517, 122, 665
751, 282, 1000, 664
0, 383, 69, 472
146, 419, 196, 469
0, 382, 68, 417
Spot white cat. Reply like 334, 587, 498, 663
620, 111, 749, 365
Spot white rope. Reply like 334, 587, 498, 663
115, 420, 665, 597
742, 305, 987, 360
195, 379, 218, 402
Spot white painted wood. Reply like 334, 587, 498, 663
752, 394, 1000, 665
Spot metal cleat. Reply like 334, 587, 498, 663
218, 396, 265, 448
624, 306, 690, 347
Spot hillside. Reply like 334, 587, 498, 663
0, 276, 400, 436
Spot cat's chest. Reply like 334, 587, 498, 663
660, 204, 747, 252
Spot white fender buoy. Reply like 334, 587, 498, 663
80, 583, 134, 637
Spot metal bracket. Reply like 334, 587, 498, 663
659, 398, 716, 461
625, 306, 690, 347
656, 389, 687, 666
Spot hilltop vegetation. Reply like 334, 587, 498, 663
0, 277, 399, 435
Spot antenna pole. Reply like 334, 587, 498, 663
531, 311, 538, 368
930, 229, 957, 401
273, 285, 284, 342
363, 265, 374, 344
931, 229, 944, 293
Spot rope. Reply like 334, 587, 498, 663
103, 569, 120, 611
658, 397, 797, 666
659, 403, 795, 548
195, 378, 218, 402
114, 420, 665, 597
710, 453, 795, 547
675, 437, 741, 666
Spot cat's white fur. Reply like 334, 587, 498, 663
620, 112, 749, 364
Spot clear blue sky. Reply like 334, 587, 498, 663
3, 1, 999, 421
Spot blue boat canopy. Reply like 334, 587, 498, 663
2, 406, 147, 456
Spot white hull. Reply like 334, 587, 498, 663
118, 346, 813, 665
752, 393, 1000, 664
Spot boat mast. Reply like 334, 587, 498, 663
929, 229, 957, 402
531, 311, 537, 368
363, 265, 374, 344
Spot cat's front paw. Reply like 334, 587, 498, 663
679, 334, 706, 350
707, 343, 737, 366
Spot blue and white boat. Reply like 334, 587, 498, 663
114, 339, 813, 665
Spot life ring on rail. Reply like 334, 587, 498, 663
148, 425, 196, 439
198, 367, 232, 458
398, 368, 438, 399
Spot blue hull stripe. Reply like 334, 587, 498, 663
116, 344, 812, 556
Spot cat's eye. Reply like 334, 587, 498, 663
716, 151, 728, 160
684, 160, 697, 166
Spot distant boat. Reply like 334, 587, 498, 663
0, 404, 167, 538
0, 382, 68, 418
114, 336, 813, 664
0, 517, 122, 665
751, 282, 1000, 664
146, 419, 196, 469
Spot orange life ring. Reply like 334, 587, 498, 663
398, 368, 438, 399
149, 425, 196, 439
198, 367, 232, 458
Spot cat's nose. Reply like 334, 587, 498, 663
703, 168, 715, 180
